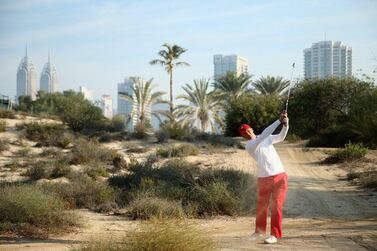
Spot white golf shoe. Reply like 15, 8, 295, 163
249, 232, 263, 241
264, 235, 278, 244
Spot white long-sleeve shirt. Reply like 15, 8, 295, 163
245, 120, 289, 177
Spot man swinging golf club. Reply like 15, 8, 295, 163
239, 111, 289, 244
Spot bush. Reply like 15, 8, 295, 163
50, 161, 72, 178
157, 144, 199, 158
110, 114, 126, 132
44, 174, 116, 210
195, 133, 238, 147
225, 94, 282, 136
324, 142, 368, 163
132, 122, 151, 139
159, 121, 192, 140
85, 163, 109, 179
0, 184, 78, 237
154, 130, 170, 143
0, 138, 10, 152
347, 171, 377, 189
23, 122, 72, 148
126, 195, 185, 220
109, 158, 257, 217
289, 77, 377, 147
70, 138, 118, 165
26, 161, 52, 180
0, 120, 6, 132
74, 220, 215, 251
0, 109, 16, 119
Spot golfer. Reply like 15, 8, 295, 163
239, 111, 289, 244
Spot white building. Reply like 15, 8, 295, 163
40, 52, 58, 93
304, 40, 352, 79
79, 86, 94, 102
17, 47, 37, 100
213, 54, 248, 79
100, 94, 113, 119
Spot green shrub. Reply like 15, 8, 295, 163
225, 94, 282, 137
110, 114, 126, 132
0, 120, 6, 132
70, 138, 118, 165
50, 161, 72, 178
23, 122, 72, 148
126, 195, 185, 220
45, 174, 116, 210
132, 122, 151, 139
154, 130, 170, 143
324, 142, 368, 163
195, 133, 238, 147
0, 138, 10, 152
85, 163, 109, 179
159, 121, 192, 140
109, 158, 257, 217
157, 144, 199, 158
189, 181, 237, 216
0, 109, 16, 119
0, 184, 78, 237
74, 220, 215, 251
347, 171, 377, 189
26, 161, 52, 180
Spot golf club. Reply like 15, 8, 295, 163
285, 62, 295, 112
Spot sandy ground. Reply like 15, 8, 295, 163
1, 137, 376, 250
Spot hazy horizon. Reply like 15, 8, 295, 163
1, 0, 376, 109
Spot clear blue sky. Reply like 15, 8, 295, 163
0, 0, 376, 109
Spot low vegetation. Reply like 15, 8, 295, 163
0, 184, 79, 237
70, 138, 119, 165
109, 158, 256, 217
157, 143, 199, 158
126, 195, 185, 220
0, 109, 17, 119
43, 173, 116, 211
23, 122, 72, 148
0, 120, 6, 132
0, 138, 10, 152
324, 142, 368, 164
347, 171, 377, 189
74, 220, 215, 251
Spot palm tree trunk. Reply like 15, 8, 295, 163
169, 69, 173, 118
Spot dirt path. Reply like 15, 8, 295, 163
1, 143, 377, 251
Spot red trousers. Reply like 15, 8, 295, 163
255, 172, 288, 238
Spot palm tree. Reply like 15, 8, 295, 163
118, 78, 167, 129
213, 72, 253, 100
253, 76, 290, 95
150, 43, 190, 116
176, 79, 223, 132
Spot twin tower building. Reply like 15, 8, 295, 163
16, 47, 58, 100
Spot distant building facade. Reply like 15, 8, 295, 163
40, 52, 58, 93
213, 54, 248, 79
304, 40, 352, 79
100, 94, 113, 119
79, 86, 94, 102
17, 47, 37, 100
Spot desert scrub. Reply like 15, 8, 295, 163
157, 143, 199, 158
0, 138, 10, 152
0, 120, 6, 132
0, 184, 78, 237
324, 142, 369, 164
70, 138, 118, 165
74, 220, 215, 251
23, 122, 72, 148
17, 146, 32, 157
109, 158, 257, 217
347, 170, 377, 189
44, 173, 116, 211
0, 109, 16, 119
26, 161, 52, 180
85, 162, 109, 179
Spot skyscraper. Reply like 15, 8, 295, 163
100, 94, 113, 119
79, 86, 94, 102
17, 46, 37, 100
213, 54, 248, 79
304, 40, 352, 79
40, 52, 58, 93
117, 77, 141, 130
